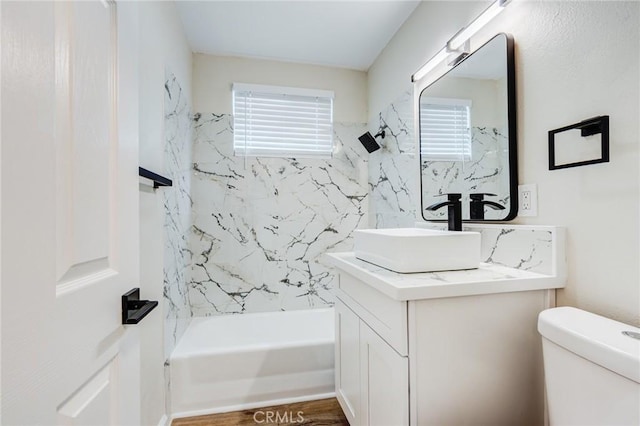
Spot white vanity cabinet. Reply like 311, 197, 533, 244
335, 298, 409, 426
335, 271, 410, 426
334, 298, 361, 424
330, 254, 565, 426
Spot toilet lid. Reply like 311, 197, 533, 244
538, 307, 640, 383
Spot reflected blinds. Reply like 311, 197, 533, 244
420, 97, 472, 161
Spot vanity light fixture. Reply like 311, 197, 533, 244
411, 0, 510, 83
447, 0, 509, 51
411, 47, 449, 83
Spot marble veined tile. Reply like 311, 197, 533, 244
421, 223, 555, 276
368, 89, 419, 228
190, 114, 368, 315
163, 73, 193, 359
472, 227, 554, 275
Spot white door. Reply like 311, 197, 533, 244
1, 1, 140, 424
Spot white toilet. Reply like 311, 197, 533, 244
538, 307, 640, 426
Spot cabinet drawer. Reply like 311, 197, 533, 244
337, 272, 408, 356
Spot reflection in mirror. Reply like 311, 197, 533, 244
420, 33, 517, 221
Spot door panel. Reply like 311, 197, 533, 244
335, 298, 361, 425
55, 1, 116, 287
360, 323, 409, 426
1, 1, 140, 424
57, 358, 118, 426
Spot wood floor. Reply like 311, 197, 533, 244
171, 398, 349, 426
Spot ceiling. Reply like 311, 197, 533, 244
176, 1, 421, 71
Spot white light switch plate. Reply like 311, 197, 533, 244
518, 184, 538, 217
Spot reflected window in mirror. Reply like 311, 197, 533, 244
419, 33, 517, 222
420, 97, 472, 162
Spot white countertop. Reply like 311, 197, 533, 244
325, 252, 565, 301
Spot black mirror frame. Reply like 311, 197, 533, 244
419, 33, 518, 223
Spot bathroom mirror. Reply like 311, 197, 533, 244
420, 33, 517, 221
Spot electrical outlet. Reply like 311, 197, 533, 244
518, 184, 538, 217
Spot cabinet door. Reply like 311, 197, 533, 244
360, 323, 409, 426
335, 298, 361, 425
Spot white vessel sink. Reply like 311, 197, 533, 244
353, 228, 481, 273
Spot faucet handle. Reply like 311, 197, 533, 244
469, 192, 497, 200
427, 193, 463, 231
469, 193, 505, 220
426, 192, 462, 212
437, 193, 462, 202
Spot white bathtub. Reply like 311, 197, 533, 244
169, 308, 335, 418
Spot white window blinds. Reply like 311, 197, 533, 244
420, 97, 472, 161
233, 83, 334, 158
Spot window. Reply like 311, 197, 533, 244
420, 97, 472, 161
232, 83, 334, 158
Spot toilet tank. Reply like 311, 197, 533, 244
538, 307, 640, 426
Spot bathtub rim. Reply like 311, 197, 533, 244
172, 338, 335, 359
171, 307, 335, 358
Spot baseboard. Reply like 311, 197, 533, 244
171, 392, 336, 421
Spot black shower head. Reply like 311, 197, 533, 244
358, 129, 385, 153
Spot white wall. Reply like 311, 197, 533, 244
193, 54, 367, 123
138, 2, 192, 424
369, 1, 640, 326
368, 1, 489, 123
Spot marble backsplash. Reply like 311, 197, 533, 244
475, 226, 555, 275
163, 73, 193, 359
189, 113, 368, 316
418, 222, 563, 277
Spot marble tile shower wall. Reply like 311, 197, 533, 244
189, 113, 368, 315
163, 73, 193, 359
368, 89, 419, 228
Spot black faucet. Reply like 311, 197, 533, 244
426, 193, 462, 231
469, 193, 505, 220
